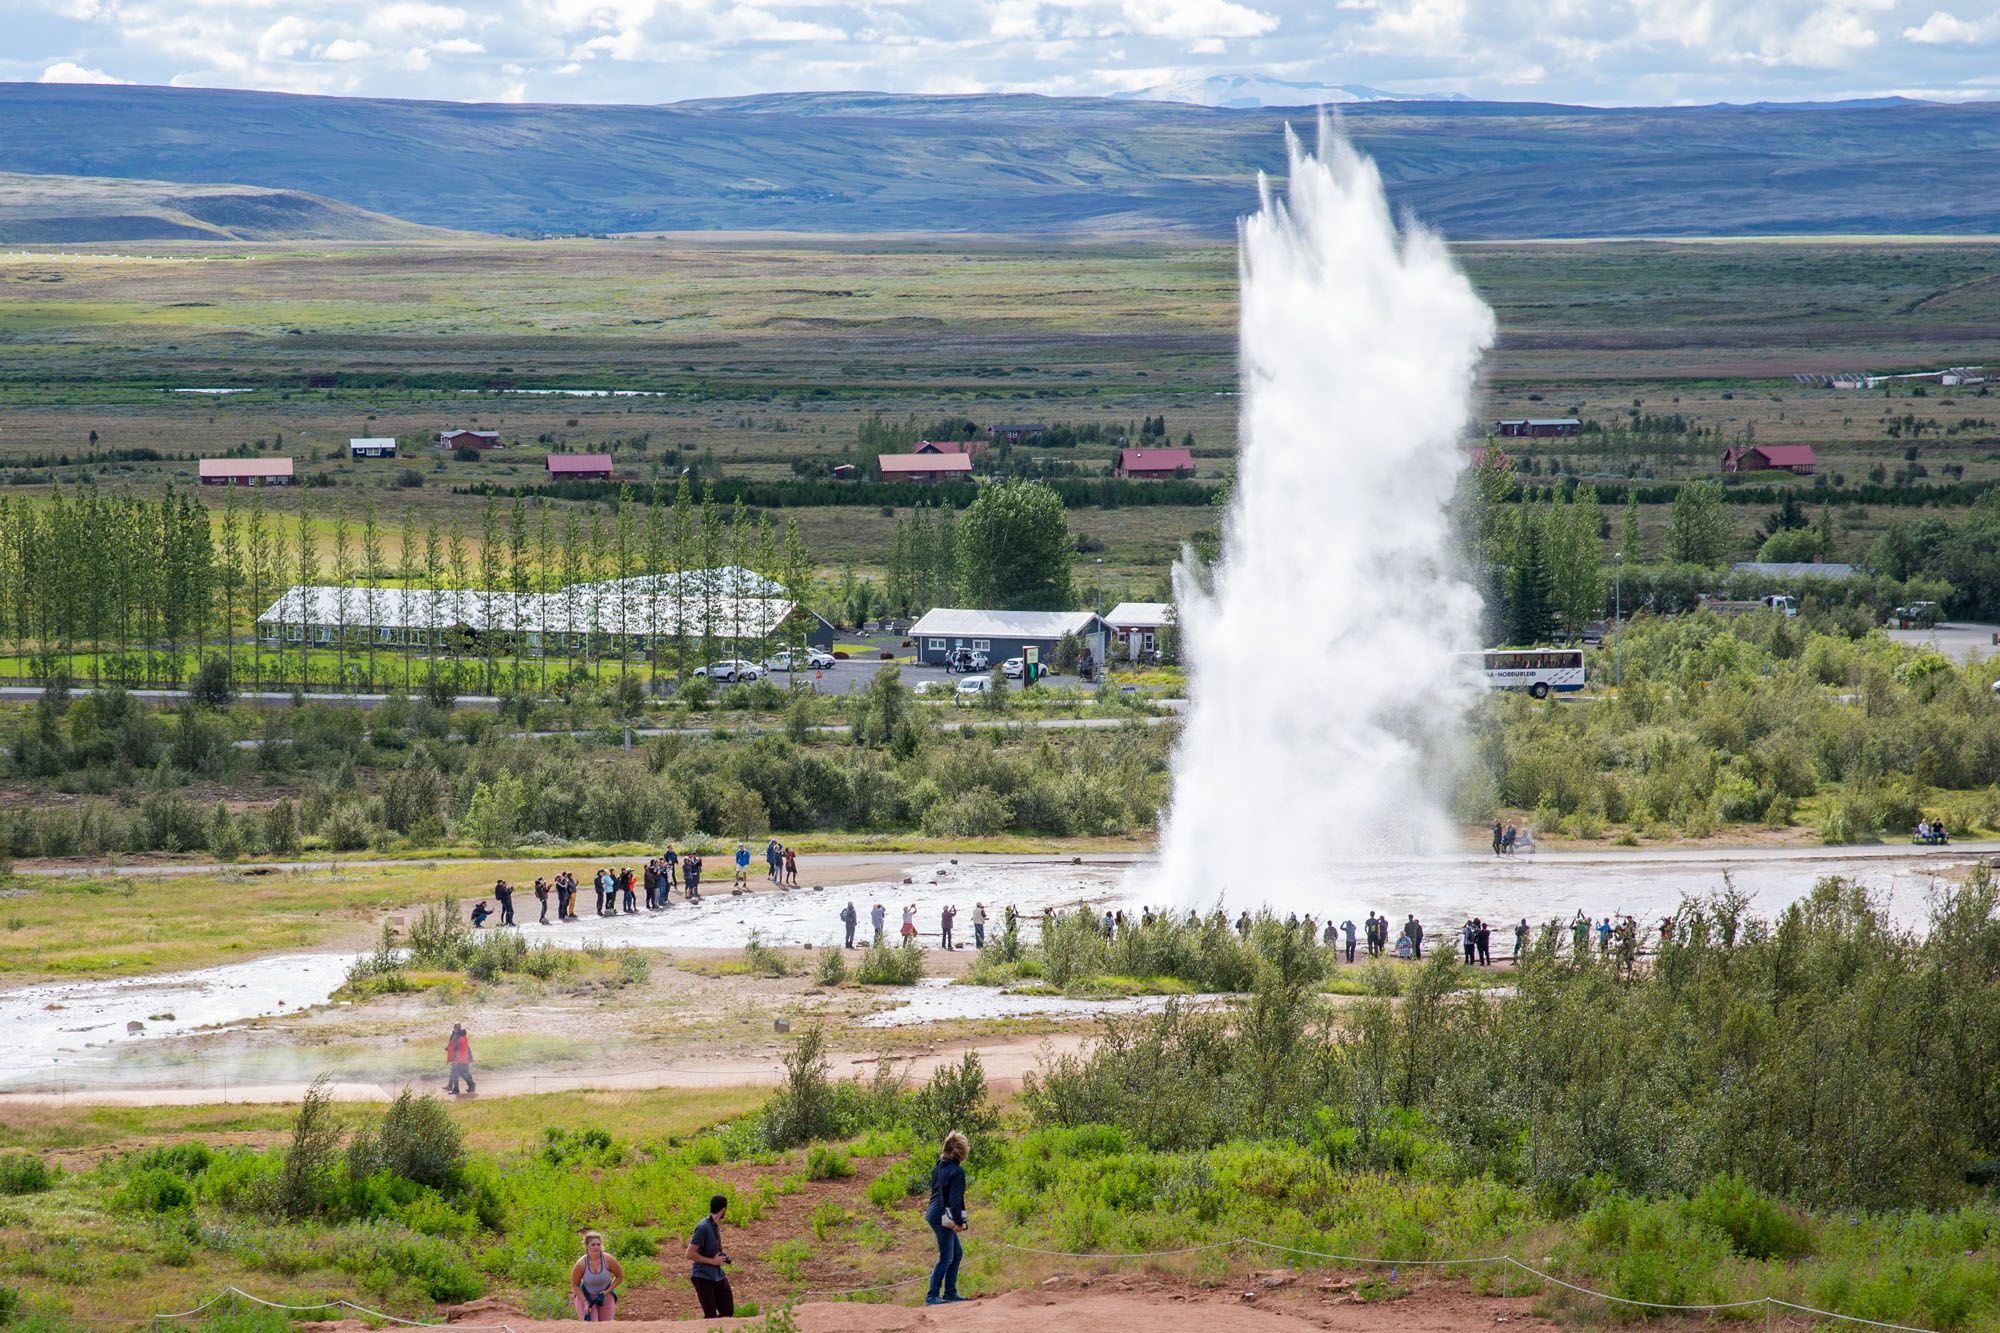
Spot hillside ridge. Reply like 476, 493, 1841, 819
1, 83, 1997, 239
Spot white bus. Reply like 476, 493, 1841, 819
1479, 648, 1586, 698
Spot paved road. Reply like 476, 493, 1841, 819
0, 660, 1135, 705
1885, 621, 2000, 663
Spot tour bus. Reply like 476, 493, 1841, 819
1479, 647, 1586, 698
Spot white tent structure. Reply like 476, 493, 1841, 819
255, 567, 828, 661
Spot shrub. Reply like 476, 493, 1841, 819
0, 1153, 51, 1195
805, 1145, 854, 1181
763, 1025, 838, 1149
323, 800, 374, 852
116, 1167, 195, 1213
857, 939, 924, 986
275, 1077, 345, 1220
131, 1143, 213, 1178
1685, 1173, 1813, 1260
743, 930, 790, 977
406, 897, 471, 969
813, 948, 848, 987
348, 1087, 465, 1191
864, 1171, 903, 1208
907, 1051, 997, 1140
197, 1148, 279, 1211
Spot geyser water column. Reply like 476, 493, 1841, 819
1157, 122, 1496, 913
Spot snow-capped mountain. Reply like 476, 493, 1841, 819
1111, 74, 1467, 108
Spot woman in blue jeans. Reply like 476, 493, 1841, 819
924, 1130, 971, 1305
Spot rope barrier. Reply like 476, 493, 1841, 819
987, 1234, 1943, 1330
48, 1285, 524, 1328
47, 1242, 1951, 1329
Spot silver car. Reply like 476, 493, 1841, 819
694, 659, 762, 682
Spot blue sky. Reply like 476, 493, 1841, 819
8, 0, 2000, 106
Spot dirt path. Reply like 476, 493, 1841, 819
326, 1271, 1559, 1332
0, 1029, 1084, 1106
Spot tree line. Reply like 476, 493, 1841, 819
0, 479, 817, 695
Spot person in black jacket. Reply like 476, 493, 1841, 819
924, 1130, 971, 1305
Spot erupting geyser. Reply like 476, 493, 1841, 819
1158, 121, 1496, 912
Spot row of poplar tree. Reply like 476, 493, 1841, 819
0, 479, 816, 696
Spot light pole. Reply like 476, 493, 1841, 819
1614, 549, 1623, 688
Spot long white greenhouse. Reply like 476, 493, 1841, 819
253, 567, 833, 655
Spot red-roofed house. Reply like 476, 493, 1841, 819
546, 453, 614, 481
1722, 444, 1817, 476
1116, 447, 1195, 480
879, 453, 974, 483
914, 439, 986, 457
199, 457, 295, 487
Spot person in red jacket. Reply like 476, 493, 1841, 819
445, 1023, 475, 1095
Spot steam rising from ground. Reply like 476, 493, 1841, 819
1158, 122, 1495, 912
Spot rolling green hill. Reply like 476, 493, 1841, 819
0, 171, 455, 243
0, 83, 1997, 239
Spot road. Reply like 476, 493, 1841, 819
0, 660, 1139, 706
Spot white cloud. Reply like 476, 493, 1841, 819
14, 0, 2000, 106
1902, 9, 1998, 42
1765, 3, 1881, 66
1121, 0, 1278, 39
39, 59, 128, 82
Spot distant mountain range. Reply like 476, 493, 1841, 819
1108, 74, 1467, 108
1, 83, 1997, 240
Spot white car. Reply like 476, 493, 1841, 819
763, 648, 836, 672
693, 659, 762, 682
955, 675, 993, 695
1001, 657, 1024, 679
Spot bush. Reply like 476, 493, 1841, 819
763, 1025, 838, 1149
857, 939, 924, 986
0, 1153, 51, 1195
116, 1167, 195, 1213
908, 1051, 997, 1140
813, 948, 848, 987
131, 1143, 213, 1178
743, 930, 790, 977
189, 656, 235, 708
348, 1087, 465, 1191
198, 1149, 279, 1212
275, 1077, 345, 1220
1685, 1174, 1813, 1260
864, 1171, 903, 1208
805, 1145, 854, 1181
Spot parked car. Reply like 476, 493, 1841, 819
693, 659, 762, 682
763, 648, 836, 672
944, 647, 990, 673
1001, 657, 1024, 679
955, 674, 993, 695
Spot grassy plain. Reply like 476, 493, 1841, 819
4, 236, 1999, 587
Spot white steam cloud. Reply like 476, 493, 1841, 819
1157, 119, 1494, 913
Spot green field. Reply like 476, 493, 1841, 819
3, 236, 1998, 589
